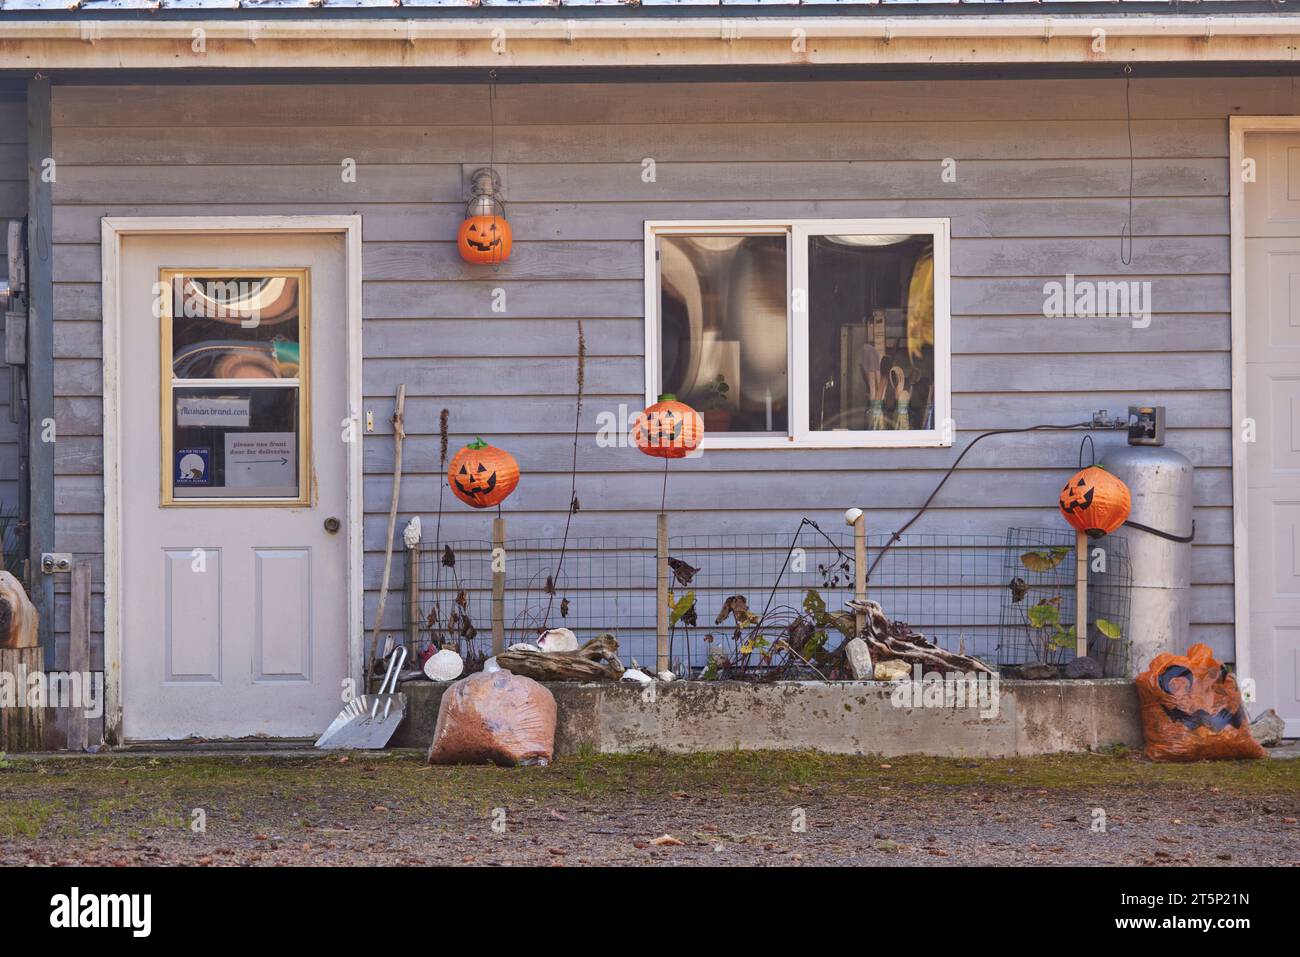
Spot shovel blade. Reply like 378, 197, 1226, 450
314, 694, 407, 750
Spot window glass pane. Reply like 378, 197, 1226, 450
807, 234, 935, 432
659, 235, 788, 434
172, 386, 300, 499
171, 274, 301, 380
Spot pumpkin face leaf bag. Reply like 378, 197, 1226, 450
1135, 643, 1266, 762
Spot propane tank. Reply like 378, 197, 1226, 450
1100, 422, 1194, 678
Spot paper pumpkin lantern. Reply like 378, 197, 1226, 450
1135, 643, 1266, 762
448, 438, 519, 509
1058, 465, 1131, 537
632, 394, 704, 459
457, 215, 512, 265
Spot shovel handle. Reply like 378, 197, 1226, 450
384, 647, 407, 695
371, 648, 400, 719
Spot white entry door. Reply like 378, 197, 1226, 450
1244, 132, 1300, 737
117, 231, 351, 740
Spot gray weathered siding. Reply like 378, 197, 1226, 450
0, 87, 26, 538
45, 75, 1281, 691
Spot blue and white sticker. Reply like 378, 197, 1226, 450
175, 447, 211, 486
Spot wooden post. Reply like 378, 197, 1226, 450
67, 562, 91, 752
405, 544, 420, 659
1075, 529, 1089, 659
853, 510, 867, 637
656, 512, 669, 674
0, 646, 43, 751
492, 516, 505, 655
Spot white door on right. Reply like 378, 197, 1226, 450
1244, 132, 1300, 736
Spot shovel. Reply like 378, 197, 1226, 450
314, 647, 408, 750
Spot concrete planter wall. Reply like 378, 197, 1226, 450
394, 678, 1143, 758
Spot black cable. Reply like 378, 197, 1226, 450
1123, 518, 1195, 543
865, 421, 1119, 582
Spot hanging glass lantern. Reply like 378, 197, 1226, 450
456, 167, 513, 265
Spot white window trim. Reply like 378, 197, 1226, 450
644, 218, 953, 450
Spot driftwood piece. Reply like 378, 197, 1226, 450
846, 599, 996, 676
496, 634, 625, 682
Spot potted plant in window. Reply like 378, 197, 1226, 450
699, 372, 733, 432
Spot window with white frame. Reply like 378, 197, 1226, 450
644, 219, 951, 448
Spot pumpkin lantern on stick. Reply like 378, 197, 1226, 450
456, 167, 512, 265
448, 437, 519, 510
1058, 464, 1131, 538
1057, 437, 1132, 661
633, 393, 704, 675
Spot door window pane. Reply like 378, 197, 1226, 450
659, 235, 788, 434
807, 234, 935, 432
162, 268, 310, 505
170, 274, 301, 379
171, 386, 301, 500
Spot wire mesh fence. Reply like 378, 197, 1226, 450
402, 522, 1130, 678
996, 527, 1133, 677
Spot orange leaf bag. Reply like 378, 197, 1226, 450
1135, 643, 1266, 762
427, 670, 557, 767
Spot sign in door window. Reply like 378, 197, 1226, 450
161, 270, 311, 505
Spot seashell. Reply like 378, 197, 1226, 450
424, 648, 464, 682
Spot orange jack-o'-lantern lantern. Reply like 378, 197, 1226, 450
448, 438, 519, 509
457, 167, 513, 265
1058, 465, 1131, 537
457, 215, 512, 265
632, 394, 704, 459
1135, 643, 1266, 762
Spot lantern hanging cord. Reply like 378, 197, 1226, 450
1119, 64, 1135, 266
864, 420, 1118, 583
487, 69, 497, 172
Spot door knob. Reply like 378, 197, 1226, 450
323, 517, 341, 534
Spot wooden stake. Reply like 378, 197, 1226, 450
405, 543, 420, 658
67, 562, 91, 752
853, 511, 867, 637
1075, 528, 1089, 659
370, 385, 406, 680
656, 512, 669, 674
492, 515, 506, 655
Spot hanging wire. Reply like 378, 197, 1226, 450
1120, 64, 1135, 266
1078, 433, 1096, 469
487, 68, 497, 171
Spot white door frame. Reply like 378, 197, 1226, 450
99, 215, 364, 743
1228, 117, 1300, 690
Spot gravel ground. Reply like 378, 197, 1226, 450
1, 750, 1297, 866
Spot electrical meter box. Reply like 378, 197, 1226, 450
1128, 406, 1166, 446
